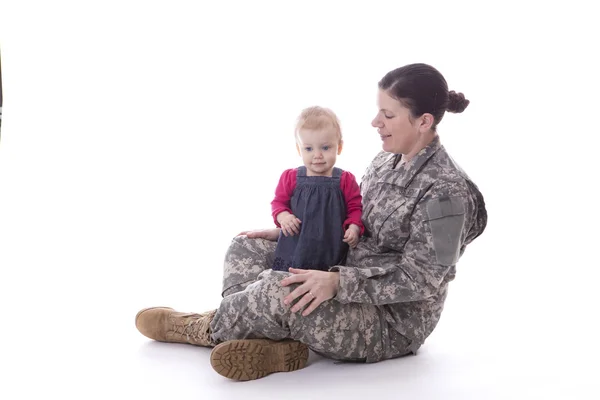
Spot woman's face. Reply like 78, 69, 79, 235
371, 89, 421, 155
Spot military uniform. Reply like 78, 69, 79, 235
210, 135, 487, 362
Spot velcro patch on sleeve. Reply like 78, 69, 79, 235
425, 197, 466, 265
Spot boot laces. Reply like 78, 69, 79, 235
178, 310, 216, 344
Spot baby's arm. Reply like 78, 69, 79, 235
271, 169, 301, 236
343, 223, 361, 248
341, 171, 364, 248
341, 171, 364, 235
277, 212, 302, 237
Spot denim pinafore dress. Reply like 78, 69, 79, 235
272, 166, 348, 272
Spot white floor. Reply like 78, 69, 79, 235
125, 335, 597, 400
3, 276, 597, 400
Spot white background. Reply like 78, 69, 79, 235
1, 0, 599, 399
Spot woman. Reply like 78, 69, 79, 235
135, 63, 487, 381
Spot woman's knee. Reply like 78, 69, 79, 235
228, 235, 249, 251
227, 236, 276, 258
256, 270, 295, 301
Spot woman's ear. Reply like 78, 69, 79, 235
337, 140, 344, 155
419, 113, 435, 132
419, 113, 434, 132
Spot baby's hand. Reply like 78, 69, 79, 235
343, 224, 361, 248
277, 212, 302, 237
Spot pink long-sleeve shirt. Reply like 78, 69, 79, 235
271, 168, 365, 235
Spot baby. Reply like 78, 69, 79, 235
271, 106, 364, 272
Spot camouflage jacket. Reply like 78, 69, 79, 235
331, 135, 487, 348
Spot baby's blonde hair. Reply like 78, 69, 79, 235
295, 106, 342, 143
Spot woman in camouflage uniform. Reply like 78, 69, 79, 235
135, 63, 487, 381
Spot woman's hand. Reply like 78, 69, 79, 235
280, 268, 340, 316
237, 228, 281, 242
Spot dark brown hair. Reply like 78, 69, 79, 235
378, 63, 469, 130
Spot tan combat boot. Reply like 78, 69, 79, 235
135, 307, 217, 347
210, 339, 309, 381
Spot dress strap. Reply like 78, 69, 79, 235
332, 167, 343, 178
296, 166, 307, 177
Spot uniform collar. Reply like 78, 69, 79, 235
390, 135, 442, 188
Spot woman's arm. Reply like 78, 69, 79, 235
237, 228, 281, 241
332, 194, 474, 305
280, 193, 475, 315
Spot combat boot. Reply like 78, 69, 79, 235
210, 339, 309, 381
135, 307, 217, 347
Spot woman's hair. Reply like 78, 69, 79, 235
295, 106, 342, 143
378, 63, 469, 130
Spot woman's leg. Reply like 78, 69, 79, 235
211, 269, 412, 362
136, 236, 276, 346
221, 236, 276, 297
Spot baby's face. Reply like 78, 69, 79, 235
296, 128, 341, 177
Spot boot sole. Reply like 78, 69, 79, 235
210, 339, 309, 381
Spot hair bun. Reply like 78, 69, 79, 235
447, 90, 470, 113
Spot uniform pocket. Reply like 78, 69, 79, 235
376, 202, 410, 251
375, 187, 420, 251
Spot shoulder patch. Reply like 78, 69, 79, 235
425, 197, 466, 265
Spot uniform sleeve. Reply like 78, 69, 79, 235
271, 169, 297, 227
340, 171, 364, 235
331, 193, 473, 305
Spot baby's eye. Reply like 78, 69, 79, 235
305, 147, 312, 151
322, 146, 330, 151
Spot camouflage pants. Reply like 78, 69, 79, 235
209, 236, 412, 362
